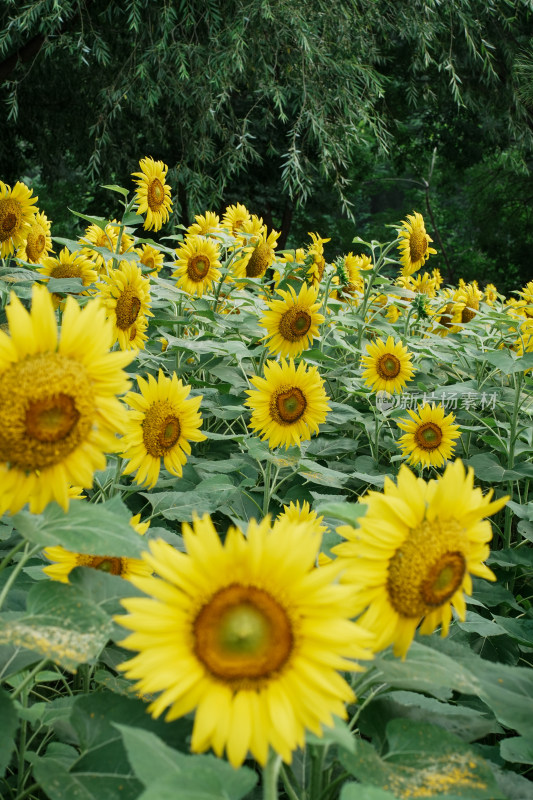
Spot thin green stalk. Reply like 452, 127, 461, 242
262, 751, 282, 800
0, 544, 42, 612
504, 371, 524, 549
0, 538, 26, 575
11, 659, 49, 701
309, 745, 326, 800
14, 782, 39, 800
263, 459, 272, 516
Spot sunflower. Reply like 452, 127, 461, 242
187, 211, 222, 237
172, 235, 222, 297
127, 313, 149, 350
231, 227, 280, 281
432, 268, 443, 288
0, 285, 133, 515
259, 283, 325, 358
121, 370, 206, 489
305, 232, 330, 286
116, 513, 374, 768
221, 203, 251, 236
17, 211, 53, 264
137, 244, 165, 275
333, 253, 364, 301
43, 514, 152, 583
451, 282, 484, 325
333, 460, 508, 658
99, 260, 152, 350
132, 156, 173, 232
397, 212, 437, 277
78, 221, 119, 272
361, 336, 415, 394
276, 500, 327, 537
484, 283, 498, 306
38, 247, 98, 292
245, 358, 330, 449
397, 404, 460, 469
0, 180, 38, 258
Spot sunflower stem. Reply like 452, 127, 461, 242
0, 544, 42, 612
309, 744, 326, 800
504, 370, 524, 550
263, 459, 272, 516
262, 751, 282, 800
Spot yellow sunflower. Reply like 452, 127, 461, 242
0, 285, 133, 515
397, 404, 460, 468
232, 227, 280, 281
397, 211, 437, 277
0, 180, 38, 258
132, 156, 173, 232
245, 358, 330, 449
305, 232, 331, 286
43, 514, 152, 583
259, 283, 325, 358
333, 253, 364, 301
172, 235, 222, 297
276, 500, 327, 537
116, 513, 374, 768
137, 244, 165, 275
221, 203, 251, 236
127, 313, 149, 350
121, 370, 206, 489
99, 260, 152, 350
38, 247, 98, 293
432, 268, 443, 288
17, 211, 53, 264
361, 336, 415, 394
78, 221, 119, 272
332, 460, 509, 658
187, 211, 222, 237
484, 283, 498, 306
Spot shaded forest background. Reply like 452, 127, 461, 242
1, 0, 532, 293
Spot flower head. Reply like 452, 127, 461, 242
132, 156, 173, 232
397, 403, 460, 468
361, 336, 415, 394
397, 212, 437, 277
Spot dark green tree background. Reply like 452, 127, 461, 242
1, 0, 532, 290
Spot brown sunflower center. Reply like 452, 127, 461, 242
49, 262, 83, 280
0, 199, 22, 241
187, 254, 211, 282
409, 228, 428, 263
78, 554, 124, 575
0, 353, 94, 471
414, 422, 443, 451
246, 243, 272, 278
461, 305, 478, 324
148, 178, 165, 211
194, 584, 293, 682
386, 519, 466, 618
142, 399, 181, 457
377, 353, 401, 379
115, 286, 141, 329
439, 303, 454, 329
26, 228, 46, 262
278, 307, 312, 341
270, 386, 307, 424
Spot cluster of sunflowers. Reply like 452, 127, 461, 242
0, 157, 524, 772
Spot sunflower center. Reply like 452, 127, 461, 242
377, 353, 401, 379
278, 308, 312, 341
142, 400, 181, 457
115, 286, 141, 329
148, 178, 165, 211
49, 262, 83, 280
142, 256, 155, 271
386, 519, 466, 618
246, 243, 272, 278
461, 305, 478, 324
409, 228, 428, 263
78, 554, 123, 575
0, 199, 22, 241
439, 303, 454, 329
270, 387, 307, 424
414, 422, 443, 451
26, 229, 46, 262
187, 254, 211, 282
0, 353, 94, 471
194, 584, 293, 682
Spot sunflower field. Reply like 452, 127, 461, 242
0, 159, 533, 800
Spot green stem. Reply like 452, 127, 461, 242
309, 745, 326, 800
0, 544, 42, 612
11, 659, 49, 701
263, 459, 272, 517
262, 751, 282, 800
14, 783, 40, 800
0, 538, 26, 575
279, 765, 302, 800
504, 371, 524, 549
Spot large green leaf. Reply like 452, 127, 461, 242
144, 475, 239, 522
13, 497, 145, 558
0, 687, 18, 777
500, 736, 533, 765
339, 720, 504, 799
0, 581, 112, 671
117, 724, 257, 800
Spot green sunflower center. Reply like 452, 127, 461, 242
386, 519, 467, 618
409, 228, 428, 263
0, 353, 94, 471
78, 554, 124, 575
377, 353, 401, 379
271, 386, 307, 424
115, 286, 141, 329
187, 254, 210, 282
415, 422, 443, 451
194, 584, 293, 682
142, 400, 181, 457
278, 307, 312, 341
148, 178, 165, 211
0, 199, 22, 241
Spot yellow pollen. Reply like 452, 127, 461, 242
415, 422, 443, 450
148, 178, 165, 211
246, 243, 272, 278
278, 308, 312, 342
194, 584, 293, 683
409, 228, 428, 263
115, 287, 141, 329
377, 353, 401, 379
142, 400, 181, 457
0, 352, 94, 471
387, 519, 467, 618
